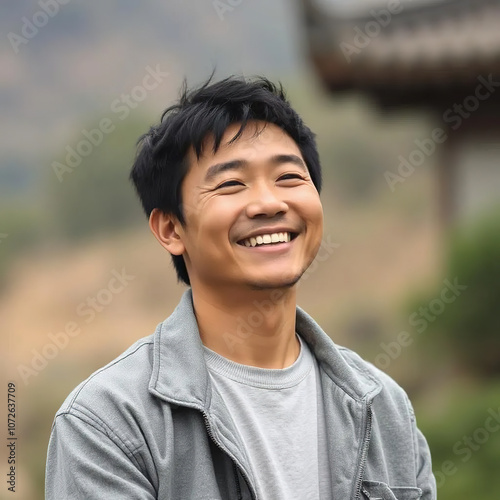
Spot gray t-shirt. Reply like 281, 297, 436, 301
203, 334, 333, 500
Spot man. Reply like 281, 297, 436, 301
46, 76, 436, 499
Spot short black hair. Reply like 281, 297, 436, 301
130, 74, 322, 286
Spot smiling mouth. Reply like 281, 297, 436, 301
237, 232, 298, 248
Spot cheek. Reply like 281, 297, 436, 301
295, 192, 324, 250
291, 189, 323, 224
193, 201, 237, 247
309, 197, 324, 223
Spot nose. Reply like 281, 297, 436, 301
245, 183, 289, 219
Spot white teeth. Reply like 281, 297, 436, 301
240, 232, 293, 247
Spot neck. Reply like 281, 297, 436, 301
191, 285, 299, 369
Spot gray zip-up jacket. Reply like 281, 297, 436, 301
46, 289, 437, 499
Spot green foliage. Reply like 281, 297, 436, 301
444, 212, 500, 375
418, 382, 500, 500
413, 209, 500, 376
0, 205, 46, 288
0, 114, 154, 291
47, 116, 151, 241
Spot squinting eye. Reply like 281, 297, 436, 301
216, 180, 244, 189
278, 173, 303, 181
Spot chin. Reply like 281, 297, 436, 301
246, 271, 303, 291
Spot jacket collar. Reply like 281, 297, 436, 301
149, 289, 381, 407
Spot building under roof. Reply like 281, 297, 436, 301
300, 0, 500, 224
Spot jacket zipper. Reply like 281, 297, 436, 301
354, 401, 373, 500
202, 412, 257, 500
232, 463, 242, 499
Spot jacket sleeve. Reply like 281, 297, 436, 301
45, 411, 157, 499
410, 407, 437, 500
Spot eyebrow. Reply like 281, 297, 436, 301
204, 154, 308, 183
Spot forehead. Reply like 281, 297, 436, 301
185, 121, 302, 173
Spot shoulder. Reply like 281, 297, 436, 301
336, 345, 414, 415
55, 335, 155, 421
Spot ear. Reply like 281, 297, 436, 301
149, 209, 186, 256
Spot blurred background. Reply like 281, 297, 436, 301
1, 0, 499, 498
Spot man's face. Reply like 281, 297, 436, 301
175, 120, 323, 292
